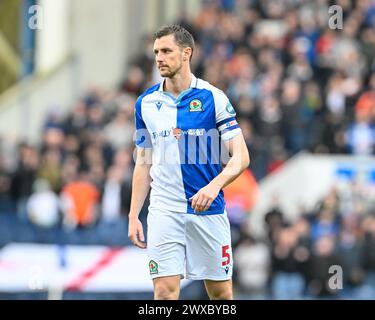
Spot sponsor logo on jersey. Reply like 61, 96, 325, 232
152, 129, 171, 139
225, 102, 236, 115
187, 128, 205, 136
155, 101, 163, 110
149, 260, 158, 275
153, 128, 206, 140
173, 128, 182, 139
189, 99, 203, 112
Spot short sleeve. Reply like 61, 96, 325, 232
213, 89, 241, 141
134, 97, 152, 148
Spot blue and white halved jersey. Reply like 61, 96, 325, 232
135, 74, 241, 215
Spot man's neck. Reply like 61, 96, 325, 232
164, 71, 192, 98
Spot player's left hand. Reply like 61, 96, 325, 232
189, 183, 221, 213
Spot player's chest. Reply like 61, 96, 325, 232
142, 94, 216, 134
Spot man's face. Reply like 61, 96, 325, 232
153, 34, 184, 78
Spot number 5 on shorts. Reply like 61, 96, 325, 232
222, 245, 231, 266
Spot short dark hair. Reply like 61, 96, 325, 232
154, 25, 195, 60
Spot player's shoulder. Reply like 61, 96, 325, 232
195, 78, 227, 99
136, 83, 161, 105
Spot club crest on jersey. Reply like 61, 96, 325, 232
189, 99, 203, 112
149, 260, 158, 275
226, 102, 236, 115
173, 128, 182, 139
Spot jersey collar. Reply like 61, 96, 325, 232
158, 74, 198, 92
158, 74, 198, 104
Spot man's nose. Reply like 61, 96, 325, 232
156, 52, 164, 62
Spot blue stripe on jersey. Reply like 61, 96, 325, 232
176, 88, 225, 215
216, 117, 236, 128
134, 84, 159, 148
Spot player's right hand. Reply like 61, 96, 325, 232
128, 217, 147, 249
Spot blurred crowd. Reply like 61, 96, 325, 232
0, 87, 138, 246
234, 182, 375, 299
1, 0, 375, 299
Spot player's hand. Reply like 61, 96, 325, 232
189, 183, 221, 213
128, 217, 147, 249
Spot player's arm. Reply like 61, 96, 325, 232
128, 147, 152, 248
214, 132, 250, 188
190, 132, 250, 213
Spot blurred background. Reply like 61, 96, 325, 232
0, 0, 375, 300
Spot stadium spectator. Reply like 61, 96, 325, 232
60, 171, 100, 230
26, 178, 60, 229
10, 143, 39, 222
234, 234, 270, 299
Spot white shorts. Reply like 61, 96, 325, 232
147, 207, 233, 281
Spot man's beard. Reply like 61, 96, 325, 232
160, 61, 183, 78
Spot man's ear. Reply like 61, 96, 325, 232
183, 47, 192, 61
